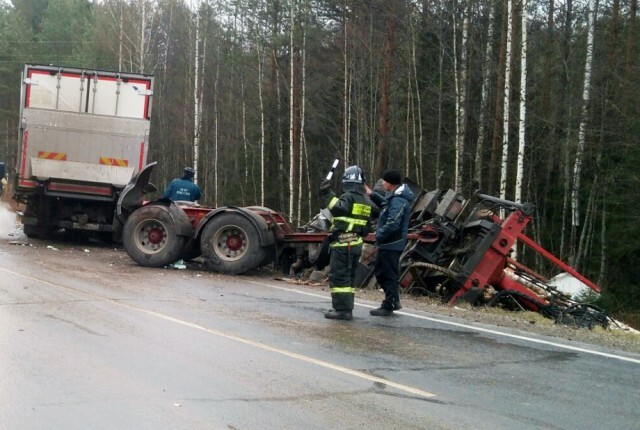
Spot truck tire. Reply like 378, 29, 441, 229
200, 212, 266, 275
123, 205, 187, 267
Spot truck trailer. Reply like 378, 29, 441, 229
14, 64, 154, 239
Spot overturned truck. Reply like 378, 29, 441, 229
118, 166, 611, 328
391, 186, 609, 328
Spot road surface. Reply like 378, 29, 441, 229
0, 235, 638, 429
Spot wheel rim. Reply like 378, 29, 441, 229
134, 219, 169, 254
213, 225, 249, 261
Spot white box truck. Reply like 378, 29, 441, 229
14, 64, 154, 239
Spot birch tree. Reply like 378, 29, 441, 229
514, 0, 528, 203
288, 0, 301, 222
192, 2, 202, 184
499, 0, 514, 201
257, 44, 266, 206
570, 0, 596, 264
453, 0, 470, 192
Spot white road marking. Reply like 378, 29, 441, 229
250, 280, 640, 365
0, 267, 436, 399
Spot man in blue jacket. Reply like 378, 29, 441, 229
163, 167, 202, 202
365, 169, 413, 316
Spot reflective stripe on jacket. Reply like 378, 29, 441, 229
323, 190, 372, 247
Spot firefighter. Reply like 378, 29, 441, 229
365, 169, 414, 316
319, 165, 373, 320
163, 167, 202, 202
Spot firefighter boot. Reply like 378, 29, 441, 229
325, 292, 354, 320
325, 310, 353, 320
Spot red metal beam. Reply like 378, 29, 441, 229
517, 233, 601, 293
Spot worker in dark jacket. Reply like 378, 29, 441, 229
163, 167, 201, 202
365, 169, 414, 316
319, 165, 373, 320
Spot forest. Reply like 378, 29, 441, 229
0, 0, 638, 326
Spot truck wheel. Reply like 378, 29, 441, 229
200, 212, 266, 274
123, 205, 187, 267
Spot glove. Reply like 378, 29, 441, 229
319, 179, 331, 192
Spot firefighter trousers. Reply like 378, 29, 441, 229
328, 244, 362, 312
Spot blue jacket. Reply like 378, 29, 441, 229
370, 184, 413, 251
163, 177, 202, 202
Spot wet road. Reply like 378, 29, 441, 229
0, 237, 639, 429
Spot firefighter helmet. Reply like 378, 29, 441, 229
342, 165, 365, 185
341, 165, 365, 193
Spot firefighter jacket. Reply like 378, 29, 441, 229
322, 189, 372, 248
163, 176, 202, 202
370, 183, 414, 251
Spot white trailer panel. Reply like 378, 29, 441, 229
18, 65, 153, 190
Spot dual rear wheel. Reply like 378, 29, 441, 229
123, 206, 273, 274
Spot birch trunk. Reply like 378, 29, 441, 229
257, 45, 266, 206
288, 0, 301, 223
139, 0, 146, 73
489, 0, 508, 194
435, 3, 444, 189
454, 0, 470, 192
213, 49, 220, 206
558, 0, 574, 261
192, 7, 201, 184
118, 0, 123, 71
298, 4, 308, 223
499, 0, 514, 201
343, 0, 349, 164
515, 0, 527, 203
570, 0, 596, 264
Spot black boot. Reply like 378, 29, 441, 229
392, 299, 402, 310
325, 310, 353, 320
370, 306, 393, 317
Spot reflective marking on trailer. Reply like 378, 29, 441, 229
100, 157, 129, 167
37, 151, 67, 160
0, 267, 436, 399
249, 280, 640, 365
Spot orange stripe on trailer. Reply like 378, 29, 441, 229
100, 157, 129, 167
37, 151, 67, 160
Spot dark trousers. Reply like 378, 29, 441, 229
374, 249, 401, 309
328, 245, 362, 311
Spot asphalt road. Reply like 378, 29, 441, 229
0, 235, 639, 430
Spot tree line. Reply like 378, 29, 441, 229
0, 0, 638, 326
